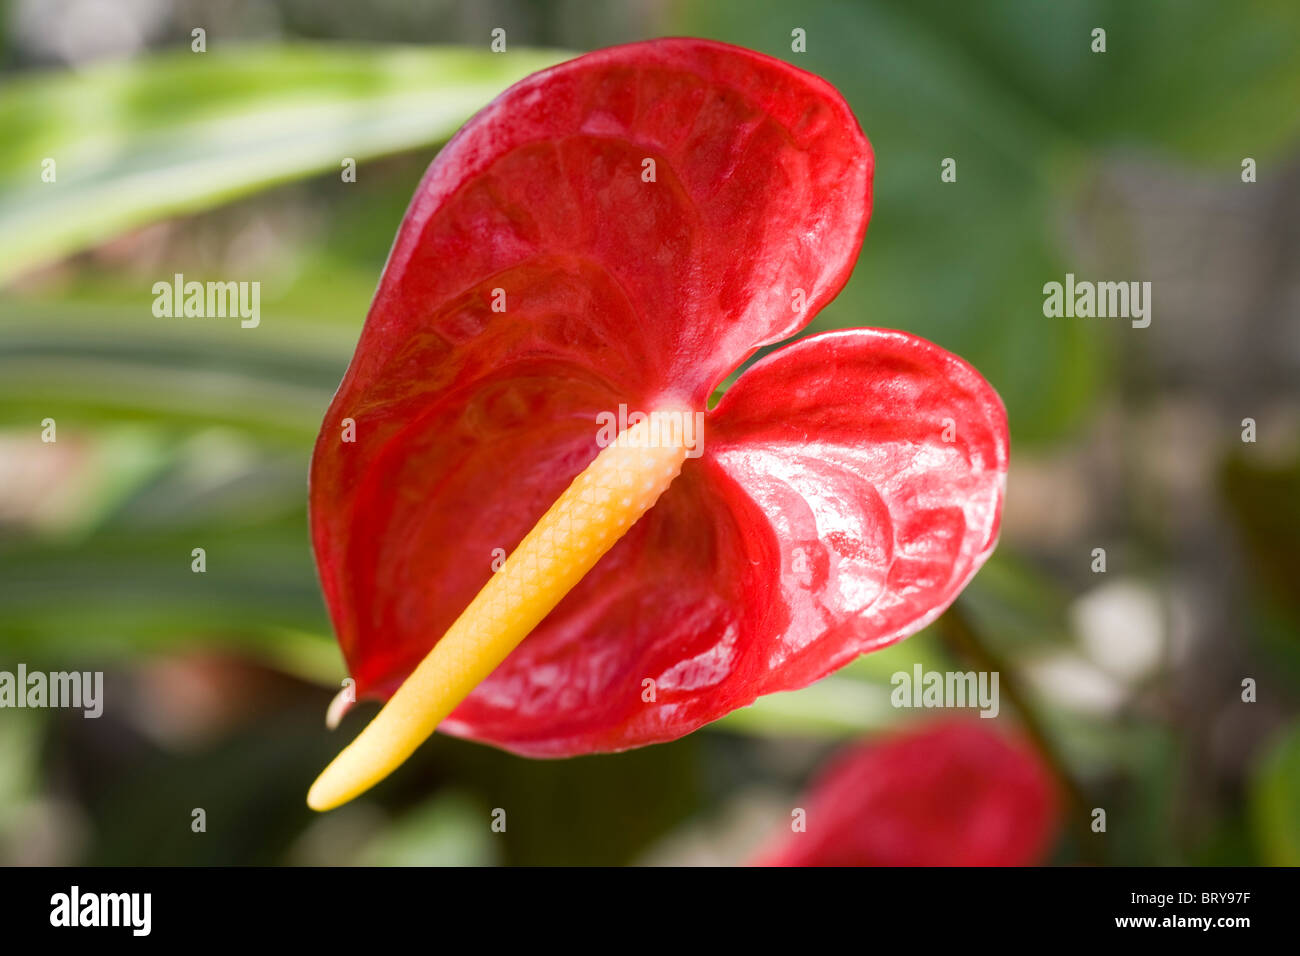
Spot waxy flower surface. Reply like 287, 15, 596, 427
308, 39, 1007, 804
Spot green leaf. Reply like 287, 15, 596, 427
0, 43, 570, 285
717, 629, 952, 737
1250, 719, 1300, 865
717, 676, 897, 737
0, 712, 43, 811
0, 299, 344, 439
904, 0, 1300, 162
357, 791, 499, 866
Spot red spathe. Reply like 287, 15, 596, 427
310, 39, 1008, 756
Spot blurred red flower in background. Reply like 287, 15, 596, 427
756, 720, 1060, 866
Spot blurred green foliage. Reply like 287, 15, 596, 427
0, 44, 568, 283
684, 0, 1300, 444
1251, 720, 1300, 865
0, 0, 1297, 865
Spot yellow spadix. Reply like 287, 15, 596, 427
307, 411, 692, 811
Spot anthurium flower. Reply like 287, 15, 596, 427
307, 38, 1008, 809
755, 721, 1059, 867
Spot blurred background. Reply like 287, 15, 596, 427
1, 0, 1298, 865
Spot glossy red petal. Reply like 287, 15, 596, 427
755, 721, 1060, 867
708, 328, 1009, 695
348, 37, 871, 409
316, 325, 1007, 757
311, 39, 873, 754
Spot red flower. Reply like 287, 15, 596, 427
755, 721, 1060, 867
310, 39, 1008, 757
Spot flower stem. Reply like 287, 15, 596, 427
936, 599, 1100, 862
